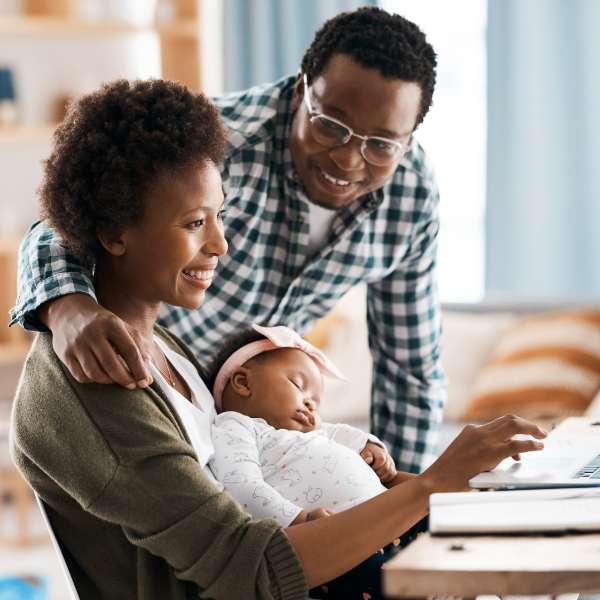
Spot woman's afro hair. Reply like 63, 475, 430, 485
40, 78, 227, 264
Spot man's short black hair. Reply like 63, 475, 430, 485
300, 6, 437, 126
40, 79, 227, 264
206, 328, 268, 394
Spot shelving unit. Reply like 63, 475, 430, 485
0, 1, 203, 91
0, 1, 205, 376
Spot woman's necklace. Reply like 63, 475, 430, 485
155, 346, 176, 388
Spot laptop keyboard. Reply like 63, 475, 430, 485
574, 453, 600, 479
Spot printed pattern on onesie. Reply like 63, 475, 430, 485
210, 412, 386, 527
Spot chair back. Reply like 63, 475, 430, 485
34, 493, 80, 600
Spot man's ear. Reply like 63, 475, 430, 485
97, 227, 127, 257
230, 367, 252, 397
291, 70, 304, 112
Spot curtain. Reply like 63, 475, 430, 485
223, 0, 376, 93
486, 0, 600, 299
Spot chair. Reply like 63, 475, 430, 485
34, 493, 80, 600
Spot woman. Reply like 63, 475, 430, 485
11, 79, 546, 600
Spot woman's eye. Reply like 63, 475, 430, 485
217, 209, 227, 221
186, 219, 204, 230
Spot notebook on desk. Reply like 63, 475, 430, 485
469, 417, 600, 490
429, 487, 600, 535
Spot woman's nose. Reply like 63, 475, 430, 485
204, 221, 228, 257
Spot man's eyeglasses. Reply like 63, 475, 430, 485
302, 73, 409, 167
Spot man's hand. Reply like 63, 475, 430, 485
38, 293, 152, 389
290, 507, 332, 525
360, 441, 397, 484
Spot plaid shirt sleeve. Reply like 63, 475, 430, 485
9, 221, 96, 331
366, 176, 446, 473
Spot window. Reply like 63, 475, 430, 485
381, 0, 487, 301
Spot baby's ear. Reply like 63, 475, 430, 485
230, 367, 251, 397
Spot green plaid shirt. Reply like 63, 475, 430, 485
11, 75, 446, 472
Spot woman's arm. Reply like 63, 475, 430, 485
12, 336, 307, 600
286, 415, 547, 588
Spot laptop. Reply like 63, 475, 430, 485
469, 417, 600, 490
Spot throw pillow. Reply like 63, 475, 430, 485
463, 310, 600, 422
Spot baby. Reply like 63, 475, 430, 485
208, 324, 411, 527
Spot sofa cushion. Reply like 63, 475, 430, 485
463, 310, 600, 422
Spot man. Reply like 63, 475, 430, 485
11, 6, 444, 472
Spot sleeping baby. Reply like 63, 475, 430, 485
208, 324, 414, 527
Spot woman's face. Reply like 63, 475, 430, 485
119, 161, 227, 310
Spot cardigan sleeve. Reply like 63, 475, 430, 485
11, 335, 307, 600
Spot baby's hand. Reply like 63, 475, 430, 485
291, 507, 332, 525
361, 441, 397, 484
306, 507, 332, 521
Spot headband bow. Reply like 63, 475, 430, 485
212, 323, 345, 411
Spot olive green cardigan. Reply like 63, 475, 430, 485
10, 329, 307, 600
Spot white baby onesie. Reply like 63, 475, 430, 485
210, 411, 387, 526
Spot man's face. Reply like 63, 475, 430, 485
289, 53, 422, 209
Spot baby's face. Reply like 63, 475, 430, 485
246, 348, 324, 432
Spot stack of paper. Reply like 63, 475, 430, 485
429, 488, 600, 535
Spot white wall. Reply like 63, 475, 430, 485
0, 29, 161, 236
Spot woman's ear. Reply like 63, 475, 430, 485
230, 367, 251, 397
97, 227, 127, 257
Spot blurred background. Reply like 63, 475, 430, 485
1, 0, 600, 597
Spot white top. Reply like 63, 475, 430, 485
307, 200, 337, 258
210, 411, 387, 526
151, 336, 223, 491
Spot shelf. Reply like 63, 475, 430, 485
0, 125, 55, 144
0, 15, 154, 35
0, 15, 199, 38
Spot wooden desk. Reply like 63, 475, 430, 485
384, 417, 600, 597
383, 532, 600, 597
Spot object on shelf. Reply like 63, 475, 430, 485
0, 241, 22, 344
51, 93, 73, 123
0, 576, 47, 599
24, 0, 73, 18
0, 67, 17, 126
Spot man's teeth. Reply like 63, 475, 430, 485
183, 269, 213, 281
320, 169, 351, 187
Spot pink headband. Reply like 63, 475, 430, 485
212, 323, 345, 410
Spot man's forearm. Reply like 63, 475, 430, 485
11, 220, 95, 331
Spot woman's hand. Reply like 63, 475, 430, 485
420, 414, 548, 493
38, 293, 152, 389
360, 442, 397, 483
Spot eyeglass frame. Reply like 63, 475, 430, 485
302, 73, 410, 167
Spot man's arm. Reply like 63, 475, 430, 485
11, 221, 150, 387
366, 174, 446, 473
11, 221, 96, 330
